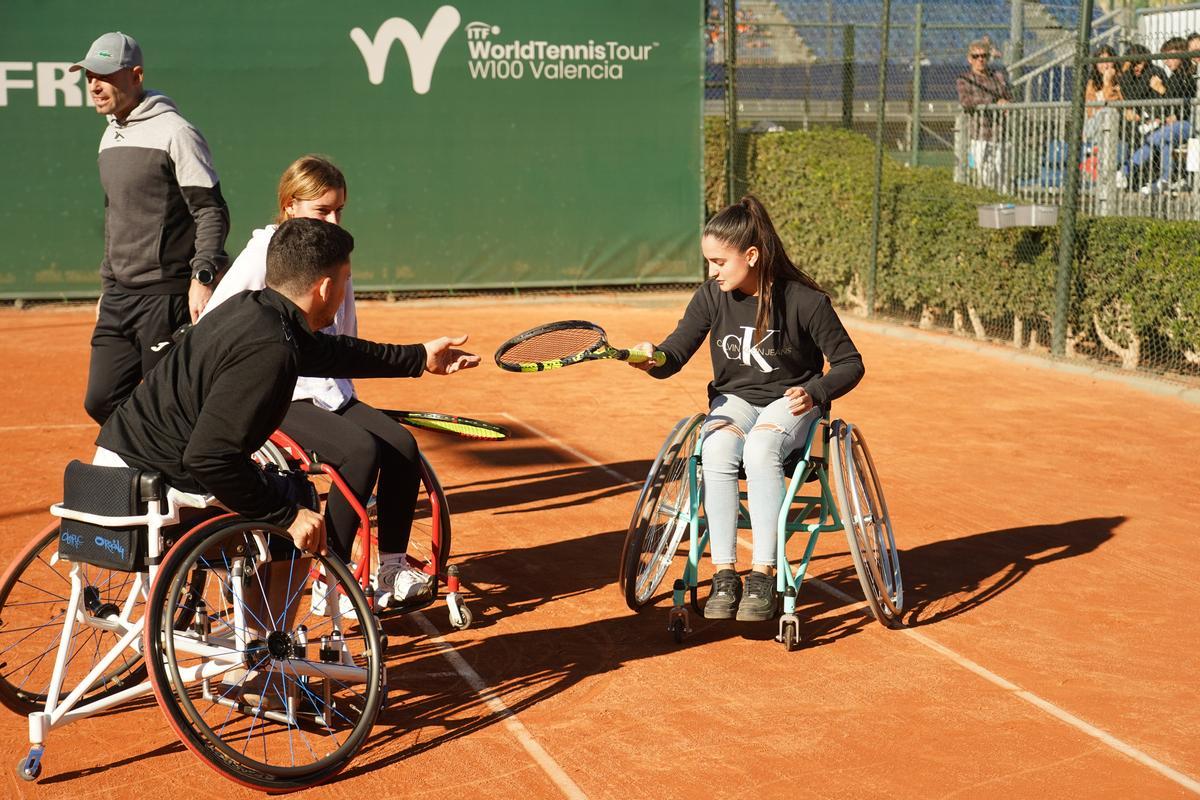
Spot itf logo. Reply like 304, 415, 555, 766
350, 5, 462, 95
465, 21, 500, 41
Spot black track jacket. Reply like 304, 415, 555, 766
96, 288, 426, 527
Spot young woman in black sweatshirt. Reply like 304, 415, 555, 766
630, 196, 864, 621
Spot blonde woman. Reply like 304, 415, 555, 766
202, 155, 432, 610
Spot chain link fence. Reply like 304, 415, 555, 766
708, 0, 1200, 384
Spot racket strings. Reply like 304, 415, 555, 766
406, 419, 506, 440
497, 328, 604, 365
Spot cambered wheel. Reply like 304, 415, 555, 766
621, 414, 705, 610
830, 421, 904, 628
16, 755, 40, 781
144, 519, 384, 791
0, 522, 147, 714
448, 601, 473, 631
781, 621, 799, 652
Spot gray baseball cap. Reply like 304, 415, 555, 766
69, 32, 143, 75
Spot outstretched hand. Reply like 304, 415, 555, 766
423, 334, 482, 375
627, 341, 657, 372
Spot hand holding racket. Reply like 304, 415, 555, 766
494, 321, 666, 373
382, 410, 509, 440
627, 341, 659, 372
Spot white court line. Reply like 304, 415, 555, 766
734, 535, 1200, 795
498, 412, 637, 486
411, 612, 588, 800
451, 412, 1200, 796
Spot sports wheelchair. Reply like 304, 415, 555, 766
0, 432, 468, 789
619, 413, 903, 650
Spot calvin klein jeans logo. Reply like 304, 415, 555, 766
718, 326, 777, 373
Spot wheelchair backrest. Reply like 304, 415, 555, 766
57, 460, 162, 572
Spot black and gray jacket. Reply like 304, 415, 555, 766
649, 278, 865, 410
97, 90, 229, 294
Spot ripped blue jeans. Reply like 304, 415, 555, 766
701, 394, 822, 568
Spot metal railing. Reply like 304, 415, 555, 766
1009, 7, 1125, 102
954, 96, 1200, 221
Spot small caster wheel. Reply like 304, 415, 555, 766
17, 755, 42, 782
447, 597, 472, 630
670, 619, 685, 644
781, 621, 799, 652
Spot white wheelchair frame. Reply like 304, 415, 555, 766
17, 478, 374, 785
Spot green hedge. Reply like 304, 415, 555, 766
705, 123, 1200, 372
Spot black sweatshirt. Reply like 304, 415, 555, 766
650, 279, 865, 409
96, 288, 426, 527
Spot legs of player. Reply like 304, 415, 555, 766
739, 401, 821, 620
337, 401, 432, 605
699, 394, 818, 621
698, 394, 752, 619
280, 398, 429, 608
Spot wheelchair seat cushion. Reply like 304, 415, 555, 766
58, 460, 160, 572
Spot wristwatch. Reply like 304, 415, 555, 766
192, 266, 217, 286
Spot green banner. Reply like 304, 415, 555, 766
0, 2, 702, 298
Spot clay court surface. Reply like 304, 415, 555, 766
0, 292, 1196, 798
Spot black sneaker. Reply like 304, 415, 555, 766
703, 569, 742, 619
736, 571, 778, 621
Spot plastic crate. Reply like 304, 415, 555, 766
977, 204, 1016, 228
1014, 204, 1059, 227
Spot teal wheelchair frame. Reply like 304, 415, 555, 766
619, 412, 903, 650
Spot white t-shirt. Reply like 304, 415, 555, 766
201, 224, 357, 411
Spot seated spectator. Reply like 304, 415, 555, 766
1084, 45, 1123, 139
1125, 37, 1194, 194
1115, 44, 1168, 189
1081, 45, 1124, 181
956, 38, 1012, 189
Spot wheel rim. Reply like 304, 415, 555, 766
833, 422, 904, 620
149, 522, 381, 785
631, 419, 703, 605
0, 524, 145, 712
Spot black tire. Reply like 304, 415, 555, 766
782, 621, 799, 652
144, 519, 384, 791
0, 522, 147, 714
621, 414, 705, 610
830, 421, 904, 628
670, 619, 685, 645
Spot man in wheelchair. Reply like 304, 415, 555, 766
93, 217, 479, 559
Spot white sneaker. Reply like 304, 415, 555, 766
1139, 178, 1167, 196
310, 578, 357, 618
376, 560, 435, 605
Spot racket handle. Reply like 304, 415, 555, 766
627, 349, 667, 366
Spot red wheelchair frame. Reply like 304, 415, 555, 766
265, 430, 468, 624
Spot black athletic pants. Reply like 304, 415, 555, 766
85, 291, 189, 424
279, 398, 421, 563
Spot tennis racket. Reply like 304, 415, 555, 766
381, 410, 509, 440
494, 320, 667, 373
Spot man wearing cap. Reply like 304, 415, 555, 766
72, 31, 230, 424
